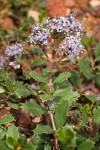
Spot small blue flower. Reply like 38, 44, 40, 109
29, 24, 50, 46
5, 43, 23, 57
60, 36, 83, 56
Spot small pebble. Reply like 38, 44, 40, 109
65, 8, 71, 16
91, 86, 100, 94
32, 116, 42, 123
89, 0, 100, 7
5, 107, 10, 110
84, 90, 95, 95
27, 10, 40, 23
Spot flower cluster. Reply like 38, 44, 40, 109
68, 15, 82, 36
45, 15, 82, 36
60, 36, 83, 56
5, 43, 23, 69
1, 15, 84, 70
46, 16, 70, 33
5, 43, 23, 57
29, 24, 50, 46
28, 15, 83, 58
0, 57, 6, 69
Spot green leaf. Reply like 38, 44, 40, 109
0, 87, 5, 94
28, 16, 35, 24
6, 102, 18, 109
55, 100, 69, 128
5, 74, 31, 98
54, 72, 71, 84
85, 95, 97, 103
0, 69, 5, 81
94, 73, 100, 88
92, 134, 100, 142
78, 140, 94, 150
54, 87, 80, 103
5, 78, 15, 93
81, 112, 88, 126
81, 38, 89, 49
93, 107, 100, 124
0, 129, 5, 140
32, 57, 46, 66
21, 101, 45, 115
0, 115, 14, 125
39, 10, 47, 22
0, 140, 9, 150
7, 124, 19, 141
25, 71, 47, 83
40, 94, 53, 101
84, 104, 91, 114
34, 125, 53, 135
54, 88, 80, 128
42, 67, 50, 77
58, 125, 77, 147
30, 89, 37, 96
88, 36, 94, 45
32, 135, 44, 149
44, 144, 51, 150
94, 43, 100, 62
70, 71, 82, 87
53, 89, 67, 97
81, 37, 94, 49
59, 142, 69, 150
78, 59, 93, 80
77, 135, 86, 143
62, 88, 80, 103
14, 81, 31, 97
35, 1, 46, 9
6, 137, 14, 146
23, 143, 35, 150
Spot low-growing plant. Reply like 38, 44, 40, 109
0, 15, 100, 150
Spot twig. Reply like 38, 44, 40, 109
48, 111, 60, 150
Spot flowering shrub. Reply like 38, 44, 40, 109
0, 15, 100, 150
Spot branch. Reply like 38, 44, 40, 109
48, 111, 60, 150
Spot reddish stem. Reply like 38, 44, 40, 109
48, 111, 60, 150
44, 49, 59, 149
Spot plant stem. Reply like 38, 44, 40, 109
44, 49, 59, 150
48, 111, 60, 150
